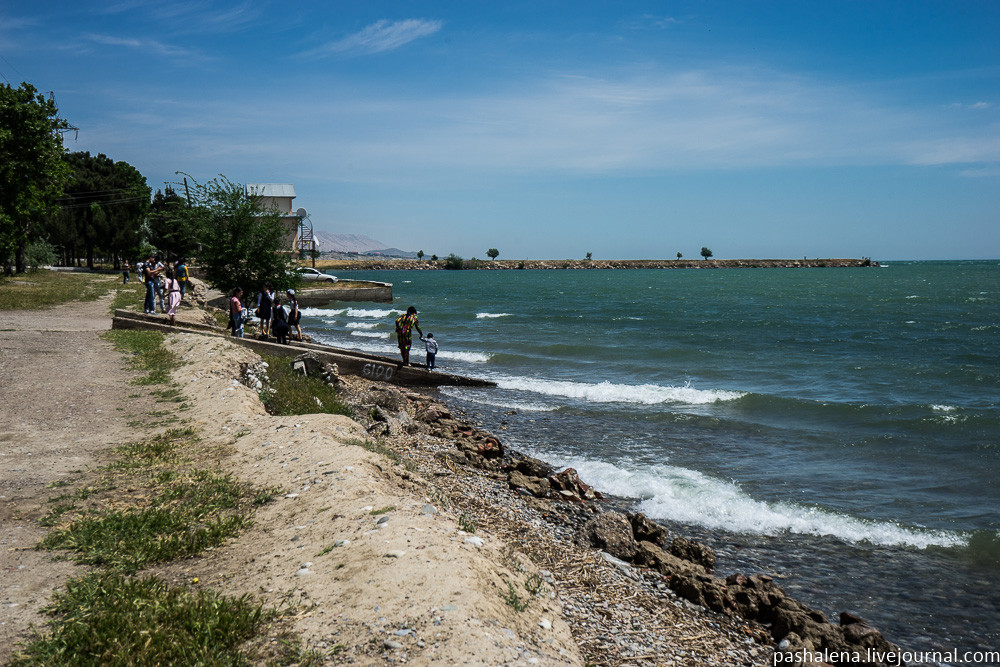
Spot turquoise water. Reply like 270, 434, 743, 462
302, 261, 999, 656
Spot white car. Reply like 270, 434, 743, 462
295, 267, 337, 282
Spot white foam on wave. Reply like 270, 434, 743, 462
932, 404, 957, 412
346, 322, 379, 330
439, 387, 557, 412
440, 350, 491, 363
300, 307, 347, 317
547, 456, 967, 550
494, 377, 744, 406
306, 332, 490, 363
346, 307, 403, 318
351, 331, 389, 339
476, 312, 512, 319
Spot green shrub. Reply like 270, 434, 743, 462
443, 253, 464, 270
258, 352, 353, 417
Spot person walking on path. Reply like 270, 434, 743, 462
122, 261, 130, 285
420, 333, 439, 370
163, 268, 182, 325
286, 289, 303, 341
142, 256, 159, 314
229, 288, 245, 338
395, 306, 423, 366
257, 283, 274, 339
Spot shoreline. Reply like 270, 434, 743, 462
329, 370, 909, 666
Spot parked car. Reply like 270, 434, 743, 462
295, 267, 337, 282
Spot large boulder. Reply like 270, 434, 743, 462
508, 470, 550, 498
514, 456, 554, 479
629, 512, 669, 546
576, 511, 637, 561
668, 535, 716, 571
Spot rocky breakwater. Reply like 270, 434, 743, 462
318, 258, 876, 271
346, 378, 907, 666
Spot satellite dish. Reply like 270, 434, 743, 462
296, 207, 308, 218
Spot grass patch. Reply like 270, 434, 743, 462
39, 473, 256, 572
370, 505, 396, 516
108, 280, 145, 313
257, 352, 353, 418
38, 427, 278, 573
102, 330, 178, 385
0, 270, 118, 310
10, 571, 273, 666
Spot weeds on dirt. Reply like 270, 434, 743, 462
0, 270, 117, 310
502, 580, 529, 612
459, 512, 478, 534
341, 437, 418, 473
102, 330, 178, 385
257, 352, 353, 417
10, 571, 273, 666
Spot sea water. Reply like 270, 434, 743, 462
303, 261, 999, 658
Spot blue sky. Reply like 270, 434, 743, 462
2, 1, 998, 260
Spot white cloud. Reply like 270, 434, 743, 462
83, 33, 200, 59
302, 19, 442, 57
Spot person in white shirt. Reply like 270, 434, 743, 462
420, 333, 439, 370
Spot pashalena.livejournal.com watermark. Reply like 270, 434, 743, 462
773, 648, 1000, 665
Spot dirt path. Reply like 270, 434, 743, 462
0, 295, 154, 662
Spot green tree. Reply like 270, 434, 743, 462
50, 152, 150, 268
0, 83, 71, 274
487, 248, 499, 260
182, 175, 298, 296
585, 252, 592, 260
430, 254, 438, 261
417, 250, 424, 260
444, 253, 464, 270
147, 186, 198, 259
700, 247, 713, 260
676, 252, 682, 259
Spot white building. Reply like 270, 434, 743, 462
245, 183, 304, 253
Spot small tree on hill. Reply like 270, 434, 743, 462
676, 252, 682, 259
417, 250, 424, 260
700, 247, 713, 260
487, 248, 499, 260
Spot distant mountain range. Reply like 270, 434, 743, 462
311, 232, 416, 258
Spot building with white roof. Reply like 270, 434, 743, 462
245, 183, 309, 253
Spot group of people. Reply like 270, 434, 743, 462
228, 283, 302, 344
223, 290, 440, 370
395, 306, 438, 369
136, 255, 189, 325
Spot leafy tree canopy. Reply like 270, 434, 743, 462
487, 248, 499, 260
0, 82, 71, 273
48, 151, 150, 268
181, 175, 298, 296
700, 246, 713, 259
